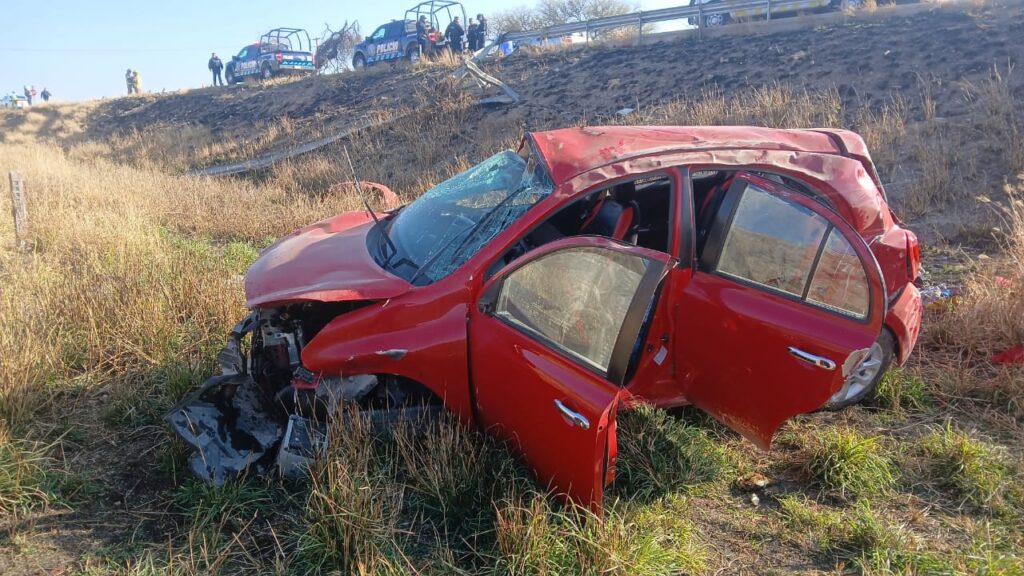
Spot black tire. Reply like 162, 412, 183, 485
225, 66, 238, 85
260, 63, 274, 80
822, 329, 897, 410
407, 44, 421, 64
352, 53, 366, 70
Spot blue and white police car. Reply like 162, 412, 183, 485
226, 28, 316, 84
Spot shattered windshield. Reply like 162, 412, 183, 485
371, 150, 553, 285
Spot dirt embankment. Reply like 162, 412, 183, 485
492, 3, 1024, 126
19, 2, 1018, 141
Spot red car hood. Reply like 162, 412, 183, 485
245, 211, 411, 308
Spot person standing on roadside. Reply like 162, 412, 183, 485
23, 85, 32, 105
125, 68, 135, 94
416, 15, 431, 58
467, 19, 479, 51
446, 17, 465, 54
476, 13, 488, 48
41, 87, 51, 102
208, 53, 224, 86
132, 70, 142, 94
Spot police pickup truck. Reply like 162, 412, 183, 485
226, 28, 316, 84
352, 0, 466, 69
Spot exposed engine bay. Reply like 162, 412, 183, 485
165, 303, 440, 484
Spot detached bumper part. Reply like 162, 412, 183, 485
164, 374, 283, 484
277, 415, 328, 478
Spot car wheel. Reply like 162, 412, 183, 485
704, 12, 730, 27
822, 330, 896, 410
407, 45, 421, 64
261, 63, 274, 80
226, 67, 237, 85
352, 53, 366, 70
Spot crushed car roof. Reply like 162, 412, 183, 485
529, 126, 871, 185
529, 126, 891, 238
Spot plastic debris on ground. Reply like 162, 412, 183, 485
920, 284, 961, 310
991, 346, 1024, 366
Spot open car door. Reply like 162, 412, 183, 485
678, 172, 886, 449
470, 237, 674, 510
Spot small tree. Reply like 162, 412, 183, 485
492, 0, 637, 40
490, 6, 546, 37
316, 20, 362, 73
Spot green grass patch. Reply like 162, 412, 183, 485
492, 493, 706, 576
871, 368, 930, 413
827, 503, 956, 575
0, 428, 60, 515
394, 412, 530, 532
172, 479, 275, 541
104, 361, 211, 428
614, 404, 734, 500
804, 427, 896, 499
920, 421, 1015, 510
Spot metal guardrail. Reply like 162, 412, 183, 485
498, 0, 841, 43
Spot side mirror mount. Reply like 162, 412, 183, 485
477, 280, 502, 315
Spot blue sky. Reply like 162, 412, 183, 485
2, 0, 684, 102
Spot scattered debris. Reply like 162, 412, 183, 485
457, 59, 521, 105
616, 107, 635, 116
736, 472, 770, 491
750, 493, 760, 506
991, 346, 1024, 366
920, 284, 960, 310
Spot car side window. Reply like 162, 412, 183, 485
714, 183, 870, 319
371, 26, 387, 41
494, 247, 652, 374
237, 47, 248, 59
805, 228, 870, 317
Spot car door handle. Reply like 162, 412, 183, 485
788, 347, 837, 371
554, 399, 590, 430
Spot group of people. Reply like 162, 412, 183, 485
4, 86, 51, 107
416, 12, 488, 56
124, 69, 143, 94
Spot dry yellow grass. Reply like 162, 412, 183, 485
1, 72, 1022, 574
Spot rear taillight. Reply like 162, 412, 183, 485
906, 231, 921, 282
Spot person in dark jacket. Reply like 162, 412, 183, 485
40, 88, 51, 102
415, 15, 430, 58
208, 53, 224, 86
467, 20, 479, 51
476, 14, 488, 47
445, 17, 465, 53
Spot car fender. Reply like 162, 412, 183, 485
885, 283, 922, 365
300, 285, 475, 423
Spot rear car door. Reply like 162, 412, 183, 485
677, 172, 885, 449
470, 237, 674, 510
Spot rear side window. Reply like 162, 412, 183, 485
805, 229, 870, 317
495, 247, 651, 373
715, 184, 870, 319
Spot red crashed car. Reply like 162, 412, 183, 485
168, 126, 922, 508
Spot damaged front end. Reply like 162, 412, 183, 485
165, 303, 433, 483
